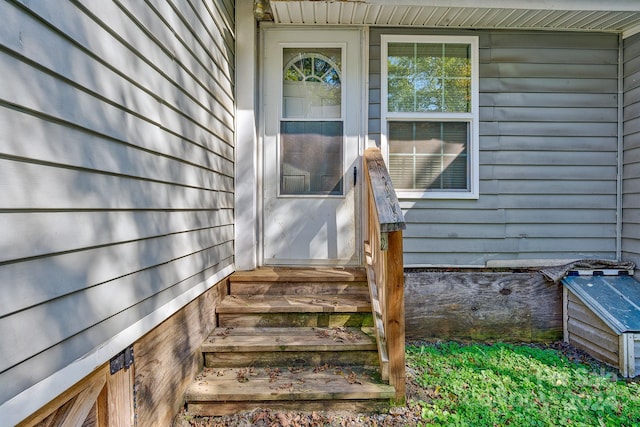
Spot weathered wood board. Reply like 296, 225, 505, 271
404, 271, 563, 342
218, 313, 373, 328
133, 280, 224, 427
185, 367, 395, 402
203, 326, 378, 367
216, 294, 371, 313
18, 363, 129, 427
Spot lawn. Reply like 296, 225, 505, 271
408, 342, 640, 426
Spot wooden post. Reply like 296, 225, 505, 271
363, 147, 406, 404
386, 230, 405, 403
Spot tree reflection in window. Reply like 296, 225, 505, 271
284, 53, 341, 87
387, 43, 471, 113
282, 49, 342, 119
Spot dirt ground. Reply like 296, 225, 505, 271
174, 387, 424, 427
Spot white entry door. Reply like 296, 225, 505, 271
262, 28, 362, 266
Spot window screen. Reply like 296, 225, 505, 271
388, 121, 468, 191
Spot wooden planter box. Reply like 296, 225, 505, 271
562, 273, 640, 378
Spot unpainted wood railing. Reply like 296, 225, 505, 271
363, 147, 406, 403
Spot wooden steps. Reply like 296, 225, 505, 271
203, 326, 379, 367
184, 268, 393, 416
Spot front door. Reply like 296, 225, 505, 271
262, 28, 362, 266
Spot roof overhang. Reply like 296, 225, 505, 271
265, 0, 640, 37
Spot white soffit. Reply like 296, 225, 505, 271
268, 0, 640, 34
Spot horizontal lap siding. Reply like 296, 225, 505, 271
0, 0, 234, 406
370, 29, 618, 266
567, 292, 620, 368
623, 33, 640, 267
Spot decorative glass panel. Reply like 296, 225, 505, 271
387, 43, 471, 113
388, 121, 468, 190
280, 121, 343, 195
283, 48, 341, 118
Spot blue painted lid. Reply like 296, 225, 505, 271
562, 275, 640, 334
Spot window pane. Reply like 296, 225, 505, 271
280, 121, 343, 195
283, 48, 342, 118
387, 42, 471, 113
443, 78, 470, 112
388, 121, 468, 191
444, 44, 471, 77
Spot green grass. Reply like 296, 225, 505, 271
406, 342, 640, 427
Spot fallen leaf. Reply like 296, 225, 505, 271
346, 371, 362, 384
313, 364, 329, 373
276, 412, 291, 427
213, 328, 234, 341
252, 410, 269, 423
236, 368, 249, 383
316, 329, 331, 339
266, 367, 281, 382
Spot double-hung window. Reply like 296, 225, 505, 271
381, 35, 479, 199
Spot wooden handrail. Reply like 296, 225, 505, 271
363, 147, 406, 403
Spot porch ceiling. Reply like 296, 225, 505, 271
267, 0, 640, 36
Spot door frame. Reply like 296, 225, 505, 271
258, 25, 366, 267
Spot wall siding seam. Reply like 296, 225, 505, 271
0, 55, 235, 158
0, 244, 235, 371
0, 99, 235, 169
0, 223, 234, 274
0, 264, 234, 427
108, 0, 236, 104
0, 152, 233, 192
164, 0, 235, 70
69, 1, 234, 116
1, 3, 236, 134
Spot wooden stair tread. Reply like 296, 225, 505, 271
216, 294, 371, 314
230, 267, 366, 283
203, 327, 376, 352
186, 367, 395, 402
230, 281, 368, 296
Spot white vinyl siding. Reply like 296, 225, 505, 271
370, 29, 619, 266
0, 0, 235, 411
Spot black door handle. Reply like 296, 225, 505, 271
354, 166, 357, 186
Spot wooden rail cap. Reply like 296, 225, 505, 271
364, 148, 406, 233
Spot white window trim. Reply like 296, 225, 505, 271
381, 34, 479, 199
